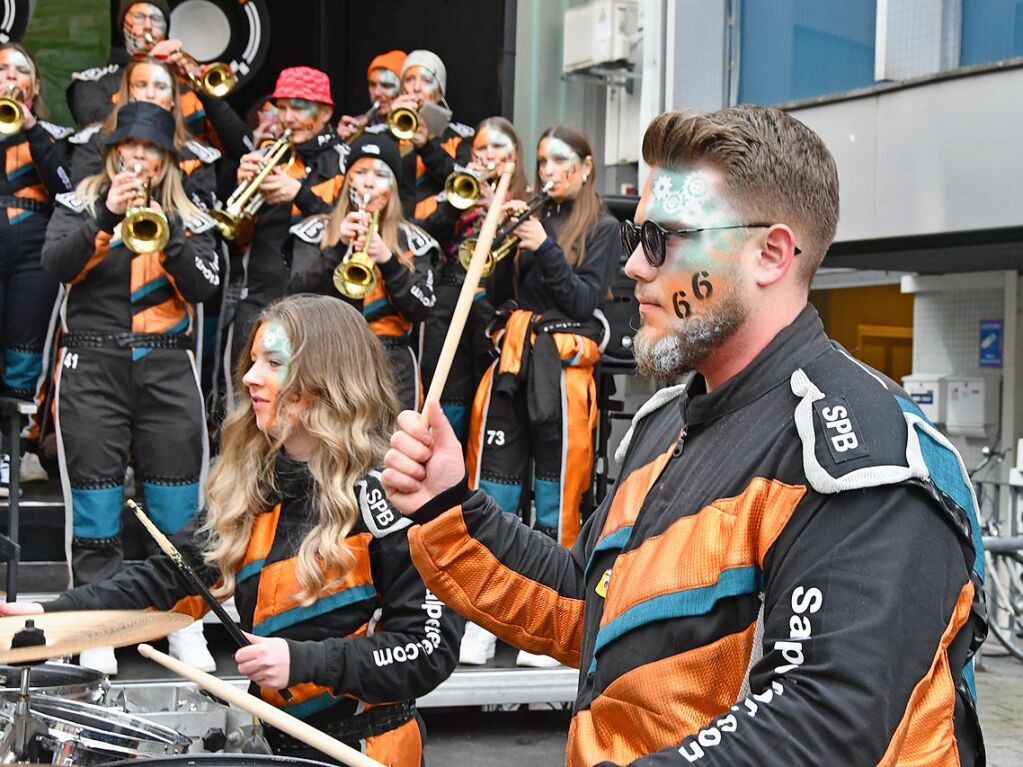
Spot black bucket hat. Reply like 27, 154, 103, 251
102, 101, 178, 156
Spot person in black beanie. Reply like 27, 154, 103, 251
288, 135, 437, 411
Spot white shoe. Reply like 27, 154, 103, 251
459, 622, 496, 665
168, 620, 216, 672
516, 649, 561, 668
79, 645, 118, 675
20, 452, 48, 483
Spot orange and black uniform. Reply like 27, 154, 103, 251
42, 460, 464, 767
289, 218, 437, 411
0, 119, 72, 414
41, 191, 219, 587
408, 306, 986, 766
467, 200, 619, 547
223, 126, 345, 372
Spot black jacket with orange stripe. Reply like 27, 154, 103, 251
41, 192, 220, 333
0, 121, 73, 219
231, 127, 346, 311
408, 305, 986, 766
42, 459, 464, 732
288, 217, 437, 339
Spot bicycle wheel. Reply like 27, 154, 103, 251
984, 549, 1023, 661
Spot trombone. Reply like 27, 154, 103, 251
458, 182, 553, 276
0, 84, 26, 136
333, 194, 379, 300
123, 165, 170, 254
211, 129, 294, 240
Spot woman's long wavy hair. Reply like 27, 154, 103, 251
76, 144, 200, 221
105, 58, 189, 151
0, 43, 48, 120
202, 295, 399, 604
536, 124, 606, 269
322, 160, 407, 266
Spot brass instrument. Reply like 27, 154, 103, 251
0, 84, 25, 136
444, 169, 481, 210
387, 106, 419, 141
123, 165, 171, 254
458, 182, 553, 276
346, 100, 379, 145
177, 49, 237, 98
212, 129, 294, 240
333, 195, 379, 300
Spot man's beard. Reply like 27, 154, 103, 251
633, 286, 748, 382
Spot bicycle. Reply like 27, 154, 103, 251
970, 446, 1023, 662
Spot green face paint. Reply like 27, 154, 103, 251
260, 320, 292, 384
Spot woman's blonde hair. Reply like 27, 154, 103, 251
104, 58, 189, 152
202, 294, 399, 603
76, 145, 200, 221
322, 161, 407, 267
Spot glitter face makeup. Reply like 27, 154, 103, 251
123, 3, 167, 56
472, 127, 515, 170
116, 139, 165, 182
0, 49, 35, 107
276, 98, 327, 144
128, 62, 174, 110
244, 321, 293, 436
348, 157, 394, 208
401, 66, 441, 102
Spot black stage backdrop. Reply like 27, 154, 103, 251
110, 0, 516, 129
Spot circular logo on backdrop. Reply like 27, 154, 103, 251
169, 0, 270, 87
0, 0, 35, 43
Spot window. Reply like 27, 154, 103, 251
738, 0, 877, 104
961, 0, 1023, 66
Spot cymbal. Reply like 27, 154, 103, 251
0, 610, 193, 664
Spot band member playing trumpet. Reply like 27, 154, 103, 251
336, 50, 406, 143
224, 66, 345, 373
0, 294, 463, 767
0, 42, 73, 495
41, 101, 220, 676
289, 137, 437, 412
385, 50, 474, 220
467, 125, 619, 564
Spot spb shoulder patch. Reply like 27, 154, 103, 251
358, 471, 412, 538
289, 217, 326, 244
811, 396, 869, 464
400, 222, 438, 257
54, 191, 86, 213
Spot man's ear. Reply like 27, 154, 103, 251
754, 224, 799, 287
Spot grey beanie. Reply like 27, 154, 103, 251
401, 49, 447, 96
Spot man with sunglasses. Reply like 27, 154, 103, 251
382, 105, 985, 765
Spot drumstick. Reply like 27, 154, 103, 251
127, 499, 294, 701
138, 643, 385, 767
420, 161, 516, 424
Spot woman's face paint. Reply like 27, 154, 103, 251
123, 3, 167, 56
537, 136, 589, 201
348, 158, 393, 210
116, 139, 165, 182
472, 127, 515, 172
630, 166, 753, 380
401, 66, 441, 103
276, 98, 328, 144
368, 68, 400, 112
0, 49, 35, 107
129, 62, 174, 110
243, 321, 293, 436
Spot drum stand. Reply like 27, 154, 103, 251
0, 398, 38, 601
1, 621, 51, 762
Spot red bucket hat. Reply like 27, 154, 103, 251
271, 66, 334, 107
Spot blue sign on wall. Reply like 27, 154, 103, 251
979, 319, 1003, 369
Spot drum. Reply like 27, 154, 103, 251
15, 694, 192, 764
106, 756, 334, 766
0, 663, 108, 704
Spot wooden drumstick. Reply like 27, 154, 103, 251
420, 161, 516, 424
138, 643, 385, 767
127, 499, 294, 701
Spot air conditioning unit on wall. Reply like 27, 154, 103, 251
563, 0, 639, 74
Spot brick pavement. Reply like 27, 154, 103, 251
977, 645, 1023, 766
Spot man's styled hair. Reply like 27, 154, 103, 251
642, 105, 839, 286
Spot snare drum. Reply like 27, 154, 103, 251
0, 663, 108, 704
21, 694, 192, 764
106, 756, 335, 766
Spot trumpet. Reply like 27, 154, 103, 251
444, 163, 497, 210
0, 84, 26, 136
180, 51, 237, 98
387, 106, 418, 141
123, 165, 170, 254
333, 195, 379, 300
345, 100, 379, 145
458, 182, 552, 276
211, 129, 294, 240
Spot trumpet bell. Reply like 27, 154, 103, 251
202, 63, 237, 98
333, 252, 377, 300
0, 97, 24, 136
210, 208, 240, 241
445, 172, 480, 211
457, 238, 496, 277
123, 209, 170, 254
388, 107, 419, 141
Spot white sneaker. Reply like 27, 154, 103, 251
516, 649, 561, 668
168, 620, 216, 672
79, 645, 118, 675
20, 452, 49, 483
459, 622, 496, 665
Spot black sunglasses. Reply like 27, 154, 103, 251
621, 219, 801, 268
